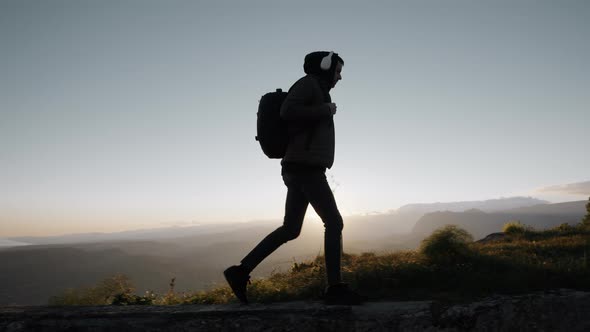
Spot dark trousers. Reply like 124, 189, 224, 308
240, 169, 343, 285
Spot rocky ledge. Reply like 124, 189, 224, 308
1, 289, 589, 331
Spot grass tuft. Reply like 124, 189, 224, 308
502, 220, 532, 235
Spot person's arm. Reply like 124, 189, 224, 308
280, 78, 332, 121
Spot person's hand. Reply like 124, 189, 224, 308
328, 103, 337, 115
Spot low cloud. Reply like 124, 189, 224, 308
537, 181, 590, 195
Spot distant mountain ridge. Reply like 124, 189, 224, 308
0, 239, 31, 247
4, 197, 551, 246
412, 200, 587, 239
5, 219, 279, 246
397, 197, 548, 214
372, 196, 550, 233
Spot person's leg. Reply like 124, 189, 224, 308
300, 171, 344, 286
240, 173, 308, 273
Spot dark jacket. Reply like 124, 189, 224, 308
280, 74, 335, 169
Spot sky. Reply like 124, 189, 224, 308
1, 0, 589, 237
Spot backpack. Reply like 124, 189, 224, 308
255, 88, 289, 159
255, 78, 318, 159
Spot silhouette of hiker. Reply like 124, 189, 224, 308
224, 51, 366, 305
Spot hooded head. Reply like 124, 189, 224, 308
303, 51, 344, 90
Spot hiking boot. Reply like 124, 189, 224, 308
223, 265, 251, 304
323, 282, 368, 305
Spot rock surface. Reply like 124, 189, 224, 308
1, 289, 589, 331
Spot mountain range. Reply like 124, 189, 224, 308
4, 196, 549, 246
411, 200, 586, 239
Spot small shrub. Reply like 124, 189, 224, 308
419, 225, 474, 263
554, 223, 575, 233
49, 274, 136, 306
582, 197, 590, 227
502, 220, 531, 234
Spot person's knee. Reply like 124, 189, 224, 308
325, 214, 344, 234
279, 225, 301, 241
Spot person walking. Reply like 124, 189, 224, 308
224, 51, 366, 305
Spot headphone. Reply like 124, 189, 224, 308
320, 51, 334, 71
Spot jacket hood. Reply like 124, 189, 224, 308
303, 51, 343, 89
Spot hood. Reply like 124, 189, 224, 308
303, 51, 343, 92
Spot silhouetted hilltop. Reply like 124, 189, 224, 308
397, 196, 548, 214
373, 197, 549, 233
497, 200, 586, 216
412, 200, 586, 239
